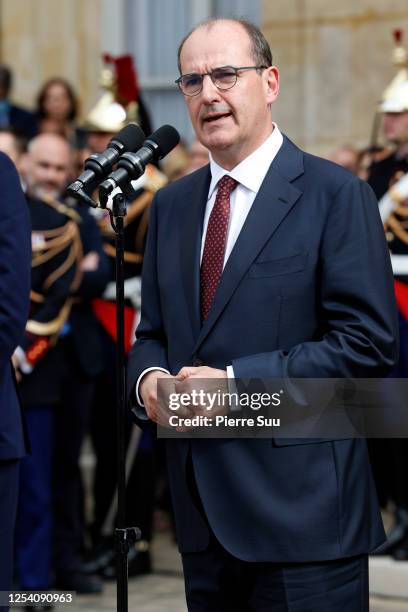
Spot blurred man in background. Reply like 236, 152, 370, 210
12, 133, 82, 597
21, 132, 108, 593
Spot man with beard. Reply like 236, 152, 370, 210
11, 133, 82, 597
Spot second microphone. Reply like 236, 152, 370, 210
99, 125, 180, 207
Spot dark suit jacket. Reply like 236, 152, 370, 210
0, 152, 31, 460
127, 135, 398, 562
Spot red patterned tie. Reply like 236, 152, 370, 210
200, 175, 238, 321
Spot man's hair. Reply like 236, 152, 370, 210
177, 18, 273, 74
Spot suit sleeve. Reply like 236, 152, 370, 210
127, 193, 169, 407
232, 177, 399, 379
0, 152, 31, 370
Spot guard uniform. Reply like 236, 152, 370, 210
367, 30, 408, 558
14, 195, 82, 590
53, 198, 110, 592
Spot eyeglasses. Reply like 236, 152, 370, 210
175, 65, 268, 96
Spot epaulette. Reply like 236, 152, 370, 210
143, 164, 168, 193
31, 220, 83, 293
41, 194, 82, 223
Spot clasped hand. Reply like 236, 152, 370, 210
140, 366, 228, 430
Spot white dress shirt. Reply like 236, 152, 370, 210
136, 124, 283, 406
203, 124, 283, 266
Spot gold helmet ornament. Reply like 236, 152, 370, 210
83, 54, 143, 133
379, 29, 408, 113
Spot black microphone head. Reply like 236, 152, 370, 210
147, 125, 180, 159
110, 123, 145, 153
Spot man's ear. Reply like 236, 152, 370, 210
265, 66, 279, 104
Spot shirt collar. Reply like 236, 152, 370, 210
208, 123, 283, 200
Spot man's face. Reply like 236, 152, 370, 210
24, 135, 72, 200
382, 112, 408, 145
179, 22, 279, 169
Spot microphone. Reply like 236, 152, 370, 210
99, 125, 180, 206
66, 123, 145, 206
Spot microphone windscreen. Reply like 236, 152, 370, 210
149, 125, 180, 158
111, 123, 145, 152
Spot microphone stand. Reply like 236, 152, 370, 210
108, 191, 141, 612
69, 177, 142, 612
69, 128, 180, 607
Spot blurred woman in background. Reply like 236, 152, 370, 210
36, 77, 81, 145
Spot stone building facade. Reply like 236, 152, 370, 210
0, 0, 407, 155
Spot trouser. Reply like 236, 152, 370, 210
182, 451, 369, 611
182, 535, 368, 612
54, 347, 94, 574
0, 459, 19, 612
15, 406, 53, 589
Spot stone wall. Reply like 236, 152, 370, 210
0, 0, 101, 120
262, 0, 408, 155
1, 0, 407, 155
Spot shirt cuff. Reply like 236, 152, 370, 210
226, 365, 240, 411
134, 367, 170, 418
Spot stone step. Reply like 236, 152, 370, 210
370, 557, 408, 599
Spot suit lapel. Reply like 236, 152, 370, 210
180, 166, 211, 340
193, 136, 304, 353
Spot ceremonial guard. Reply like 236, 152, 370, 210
368, 32, 408, 199
13, 134, 83, 594
368, 30, 408, 560
81, 57, 166, 577
22, 135, 112, 594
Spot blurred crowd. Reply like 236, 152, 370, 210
1, 28, 408, 608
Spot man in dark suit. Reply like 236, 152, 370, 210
0, 151, 31, 610
127, 18, 398, 610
